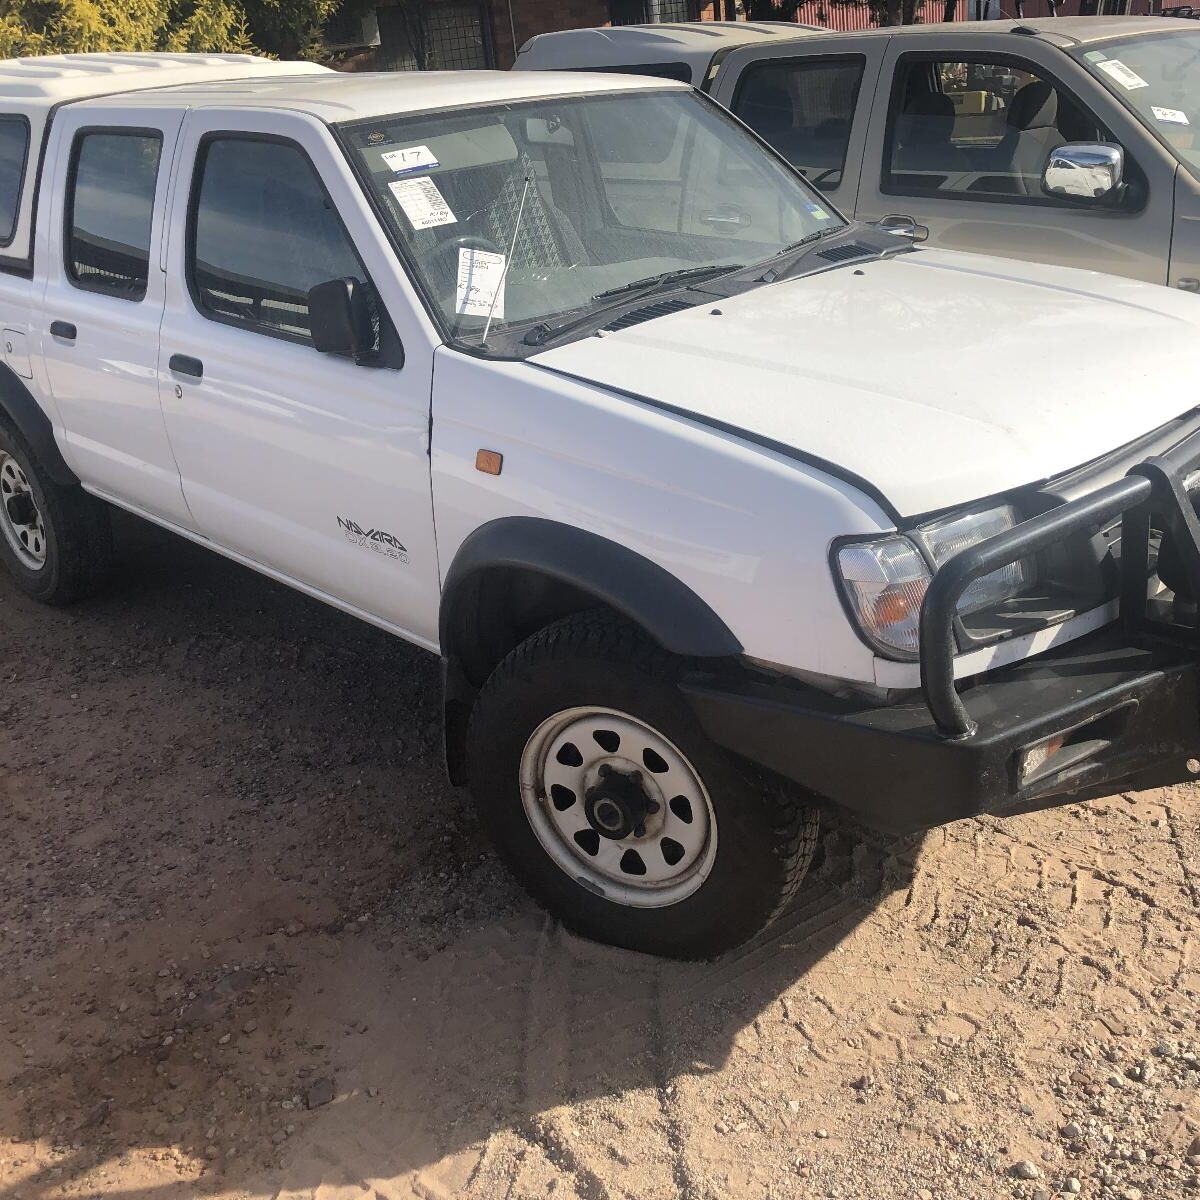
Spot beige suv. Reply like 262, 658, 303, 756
516, 16, 1200, 292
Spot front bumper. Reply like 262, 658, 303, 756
684, 426, 1200, 837
683, 631, 1200, 836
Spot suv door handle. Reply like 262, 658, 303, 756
168, 354, 203, 380
50, 320, 76, 341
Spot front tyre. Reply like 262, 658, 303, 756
466, 612, 819, 959
0, 423, 111, 605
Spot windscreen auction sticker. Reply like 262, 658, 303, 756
382, 144, 439, 174
456, 248, 505, 318
1096, 59, 1149, 90
388, 176, 456, 230
1152, 105, 1190, 126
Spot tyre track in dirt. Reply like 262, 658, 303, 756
1, 517, 1199, 1200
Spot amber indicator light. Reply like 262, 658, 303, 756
476, 449, 503, 476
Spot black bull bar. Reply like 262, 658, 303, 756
922, 428, 1200, 738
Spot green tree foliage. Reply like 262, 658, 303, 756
0, 0, 353, 58
0, 0, 255, 55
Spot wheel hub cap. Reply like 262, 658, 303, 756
0, 451, 47, 571
519, 707, 717, 909
585, 764, 658, 840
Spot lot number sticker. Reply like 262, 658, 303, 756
382, 144, 439, 174
1096, 59, 1149, 91
388, 176, 456, 230
456, 247, 506, 318
1152, 105, 1190, 126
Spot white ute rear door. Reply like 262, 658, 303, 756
157, 108, 442, 648
39, 105, 192, 526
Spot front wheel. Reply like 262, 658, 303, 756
465, 612, 819, 958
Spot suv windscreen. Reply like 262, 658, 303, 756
1073, 31, 1200, 177
340, 89, 843, 353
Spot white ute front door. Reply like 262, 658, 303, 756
39, 107, 192, 525
158, 109, 442, 647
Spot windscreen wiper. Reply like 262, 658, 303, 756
590, 263, 744, 303
760, 227, 845, 282
524, 263, 743, 348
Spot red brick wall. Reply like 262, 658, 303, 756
490, 0, 614, 69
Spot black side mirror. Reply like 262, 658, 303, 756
308, 277, 374, 361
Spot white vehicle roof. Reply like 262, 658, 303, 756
69, 67, 680, 121
0, 52, 331, 266
513, 20, 824, 84
0, 51, 330, 104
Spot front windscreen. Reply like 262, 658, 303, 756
1074, 31, 1200, 178
340, 88, 843, 353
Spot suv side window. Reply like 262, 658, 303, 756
0, 115, 29, 246
190, 136, 372, 346
66, 130, 162, 299
885, 57, 1108, 201
732, 57, 865, 192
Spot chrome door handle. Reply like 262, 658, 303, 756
1176, 278, 1200, 293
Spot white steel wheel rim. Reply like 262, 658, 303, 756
519, 706, 718, 909
0, 452, 47, 571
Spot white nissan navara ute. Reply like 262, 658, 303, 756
3, 52, 1200, 959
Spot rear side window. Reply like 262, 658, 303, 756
66, 130, 162, 299
189, 136, 369, 345
0, 116, 28, 246
732, 58, 865, 191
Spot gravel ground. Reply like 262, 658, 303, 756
1, 513, 1199, 1200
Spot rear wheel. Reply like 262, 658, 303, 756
466, 612, 820, 958
0, 423, 111, 604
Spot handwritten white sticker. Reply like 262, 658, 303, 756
388, 176, 456, 230
1096, 59, 1149, 91
1152, 105, 1190, 126
382, 144, 439, 174
456, 247, 506, 318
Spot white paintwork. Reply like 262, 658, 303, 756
430, 349, 891, 684
535, 247, 1200, 517
0, 53, 330, 265
514, 21, 822, 85
2, 55, 1200, 704
156, 106, 443, 646
38, 102, 192, 526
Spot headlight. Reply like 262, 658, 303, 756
836, 504, 1031, 659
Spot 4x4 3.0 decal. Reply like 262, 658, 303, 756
337, 516, 409, 563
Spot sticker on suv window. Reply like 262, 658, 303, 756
388, 176, 456, 230
1096, 60, 1149, 91
1152, 106, 1190, 126
456, 247, 506, 318
382, 144, 439, 174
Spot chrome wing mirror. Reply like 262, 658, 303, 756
1042, 143, 1124, 202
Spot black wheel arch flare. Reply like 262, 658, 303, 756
0, 363, 77, 486
439, 516, 744, 783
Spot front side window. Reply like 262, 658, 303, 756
885, 58, 1106, 201
190, 137, 371, 344
67, 130, 162, 299
342, 89, 843, 354
1073, 31, 1200, 179
733, 57, 865, 191
0, 116, 28, 246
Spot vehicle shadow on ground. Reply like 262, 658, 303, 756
0, 517, 922, 1200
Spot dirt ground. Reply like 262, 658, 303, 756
1, 514, 1199, 1200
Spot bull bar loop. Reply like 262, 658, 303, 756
919, 429, 1200, 740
